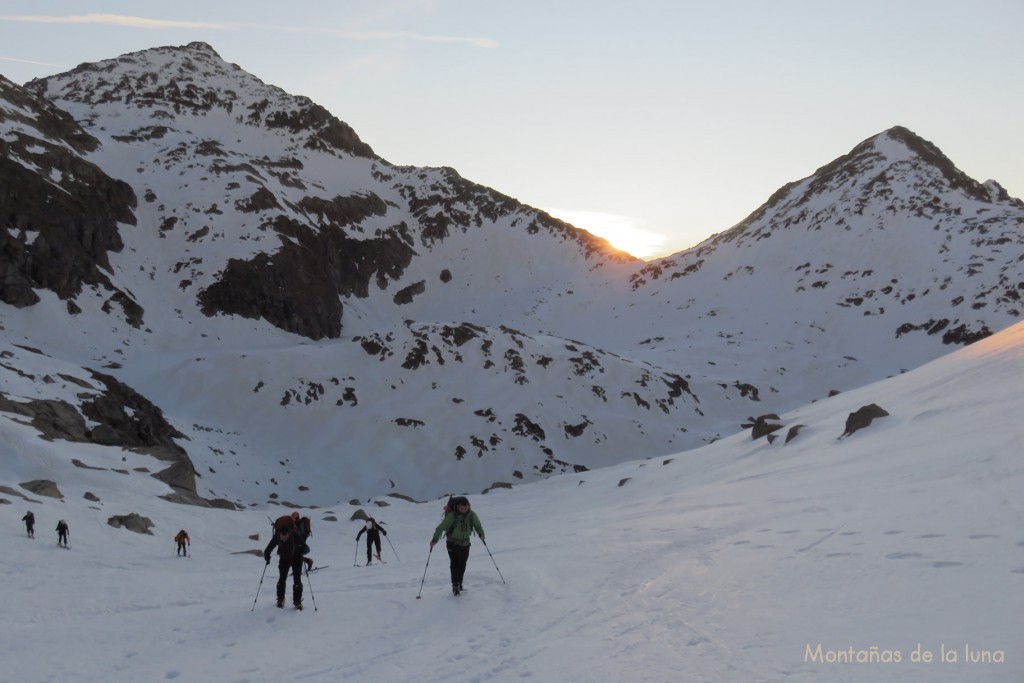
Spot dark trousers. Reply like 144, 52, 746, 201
276, 557, 304, 604
365, 534, 382, 562
177, 542, 187, 555
26, 524, 34, 538
58, 531, 68, 546
446, 542, 470, 586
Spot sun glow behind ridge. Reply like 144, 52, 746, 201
544, 208, 667, 260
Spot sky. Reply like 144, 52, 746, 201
1, 0, 1022, 258
2, 318, 1021, 682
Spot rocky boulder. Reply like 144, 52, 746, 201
20, 479, 63, 499
107, 513, 154, 534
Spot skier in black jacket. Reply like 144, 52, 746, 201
22, 511, 34, 538
264, 514, 307, 609
356, 517, 387, 565
56, 520, 69, 547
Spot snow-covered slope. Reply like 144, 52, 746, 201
2, 42, 1024, 504
1, 319, 1020, 682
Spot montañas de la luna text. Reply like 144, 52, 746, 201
804, 643, 1005, 665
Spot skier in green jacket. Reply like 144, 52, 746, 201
430, 496, 485, 595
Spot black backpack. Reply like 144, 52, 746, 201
271, 515, 310, 555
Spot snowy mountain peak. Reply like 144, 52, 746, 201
871, 125, 991, 202
24, 42, 374, 159
721, 125, 1001, 243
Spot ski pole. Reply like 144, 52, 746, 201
304, 565, 318, 612
481, 540, 506, 585
251, 560, 269, 611
415, 544, 434, 599
385, 533, 400, 562
353, 539, 360, 567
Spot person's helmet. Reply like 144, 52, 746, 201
291, 511, 300, 519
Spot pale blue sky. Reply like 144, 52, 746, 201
2, 1, 1021, 257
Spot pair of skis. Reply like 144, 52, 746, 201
354, 554, 386, 567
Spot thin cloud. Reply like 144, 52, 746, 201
0, 14, 228, 30
0, 14, 498, 47
0, 56, 67, 68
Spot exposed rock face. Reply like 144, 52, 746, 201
107, 513, 154, 534
0, 396, 90, 441
841, 404, 890, 438
784, 424, 805, 444
266, 99, 374, 157
0, 76, 138, 310
0, 364, 216, 505
81, 371, 189, 459
198, 220, 416, 339
20, 480, 63, 499
745, 414, 783, 440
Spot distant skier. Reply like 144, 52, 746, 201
56, 520, 69, 547
175, 530, 190, 556
356, 517, 387, 565
430, 496, 484, 595
264, 514, 308, 609
22, 511, 35, 538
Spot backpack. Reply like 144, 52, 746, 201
273, 514, 310, 555
443, 496, 470, 538
273, 515, 297, 537
297, 516, 312, 540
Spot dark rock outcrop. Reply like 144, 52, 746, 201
81, 371, 188, 459
0, 78, 137, 310
107, 513, 154, 534
745, 413, 783, 440
841, 404, 890, 438
0, 368, 221, 506
198, 220, 415, 339
20, 479, 63, 499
